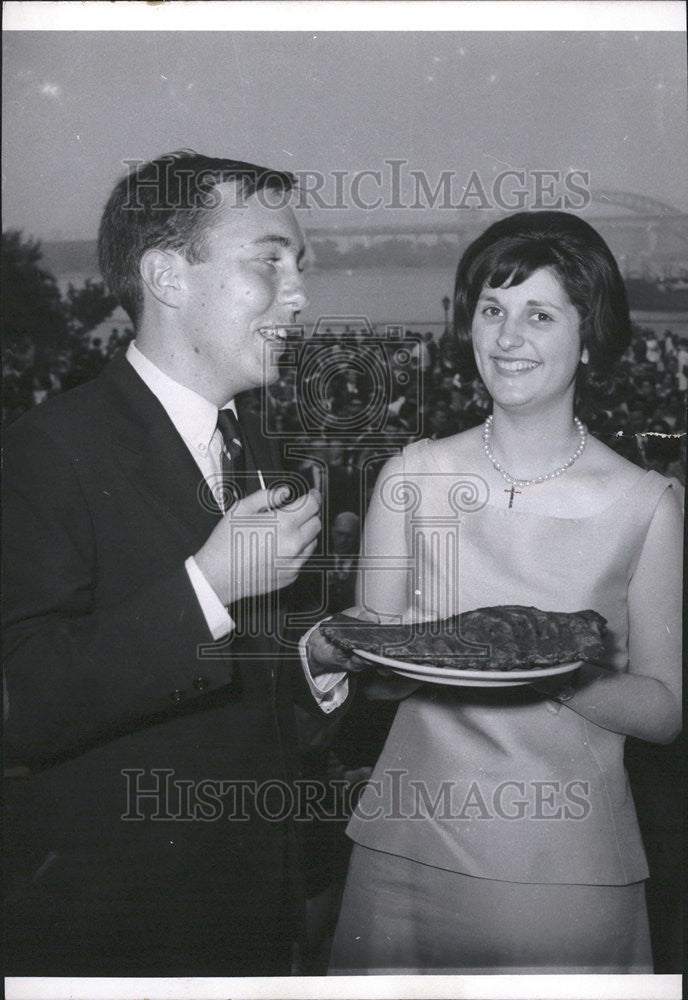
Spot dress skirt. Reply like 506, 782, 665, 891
329, 843, 653, 975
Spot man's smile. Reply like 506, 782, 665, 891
257, 325, 289, 342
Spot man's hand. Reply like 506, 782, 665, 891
195, 487, 321, 606
307, 629, 369, 678
306, 605, 378, 679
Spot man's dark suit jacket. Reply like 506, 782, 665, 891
3, 353, 333, 976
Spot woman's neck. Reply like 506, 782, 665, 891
488, 404, 581, 482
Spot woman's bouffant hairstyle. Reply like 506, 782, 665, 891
98, 150, 295, 326
452, 211, 631, 382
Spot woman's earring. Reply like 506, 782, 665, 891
581, 347, 590, 365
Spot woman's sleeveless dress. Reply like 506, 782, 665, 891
329, 438, 674, 974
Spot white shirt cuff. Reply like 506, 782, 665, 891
299, 619, 349, 714
185, 556, 235, 640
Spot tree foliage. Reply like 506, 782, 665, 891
2, 230, 117, 357
64, 278, 118, 337
1, 230, 69, 353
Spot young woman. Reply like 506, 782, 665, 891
308, 211, 682, 974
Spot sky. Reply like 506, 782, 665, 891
2, 24, 687, 242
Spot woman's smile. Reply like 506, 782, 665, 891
490, 356, 542, 376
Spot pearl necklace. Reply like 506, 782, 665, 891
482, 415, 587, 507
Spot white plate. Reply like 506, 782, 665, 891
353, 648, 583, 686
387, 665, 532, 687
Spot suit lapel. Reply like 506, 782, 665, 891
98, 358, 285, 538
98, 354, 221, 543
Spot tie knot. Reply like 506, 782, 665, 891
216, 409, 243, 464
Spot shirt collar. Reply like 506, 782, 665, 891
126, 341, 236, 451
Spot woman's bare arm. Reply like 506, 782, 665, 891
533, 486, 683, 744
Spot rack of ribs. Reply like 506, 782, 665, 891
320, 605, 607, 671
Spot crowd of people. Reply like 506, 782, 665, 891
3, 317, 685, 505
256, 320, 687, 518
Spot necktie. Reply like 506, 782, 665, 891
216, 408, 245, 508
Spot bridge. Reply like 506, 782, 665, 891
304, 191, 688, 278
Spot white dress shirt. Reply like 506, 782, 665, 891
126, 341, 234, 640
298, 620, 349, 713
126, 341, 349, 708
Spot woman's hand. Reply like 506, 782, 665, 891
530, 658, 625, 700
530, 657, 681, 744
529, 663, 586, 701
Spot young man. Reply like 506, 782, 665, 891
3, 152, 329, 976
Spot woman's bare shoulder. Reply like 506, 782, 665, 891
415, 426, 484, 470
584, 434, 650, 491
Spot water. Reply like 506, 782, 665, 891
303, 265, 456, 330
58, 267, 688, 340
627, 312, 688, 338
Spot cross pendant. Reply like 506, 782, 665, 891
505, 485, 521, 508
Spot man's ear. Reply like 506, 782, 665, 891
140, 249, 185, 309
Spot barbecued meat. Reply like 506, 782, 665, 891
320, 605, 607, 671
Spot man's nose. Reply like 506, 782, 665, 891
281, 268, 309, 312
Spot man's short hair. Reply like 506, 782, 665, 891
97, 150, 295, 325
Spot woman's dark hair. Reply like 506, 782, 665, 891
452, 211, 631, 385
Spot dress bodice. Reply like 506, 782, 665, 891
347, 439, 675, 885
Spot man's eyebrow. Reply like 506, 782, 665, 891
248, 233, 308, 261
250, 234, 294, 248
